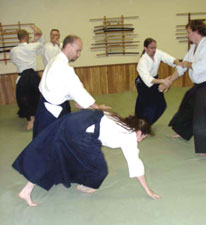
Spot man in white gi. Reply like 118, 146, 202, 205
33, 35, 108, 138
10, 25, 44, 130
41, 29, 62, 67
160, 20, 206, 156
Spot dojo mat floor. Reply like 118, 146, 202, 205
1, 87, 206, 225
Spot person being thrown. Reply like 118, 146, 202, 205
13, 109, 160, 207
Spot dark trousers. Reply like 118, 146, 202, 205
13, 109, 108, 191
33, 96, 71, 138
16, 69, 40, 121
169, 82, 206, 153
135, 75, 166, 125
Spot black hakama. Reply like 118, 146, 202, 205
33, 97, 71, 138
12, 109, 108, 190
16, 69, 41, 121
135, 75, 166, 125
169, 82, 206, 153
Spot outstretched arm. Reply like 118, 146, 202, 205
30, 25, 42, 42
150, 60, 180, 87
181, 61, 192, 69
136, 175, 160, 200
90, 103, 111, 111
156, 58, 181, 92
158, 69, 180, 93
74, 102, 111, 111
151, 76, 171, 87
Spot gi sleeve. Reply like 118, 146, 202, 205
120, 135, 145, 178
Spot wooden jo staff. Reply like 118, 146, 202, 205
96, 52, 139, 56
176, 12, 206, 49
0, 22, 34, 64
90, 15, 139, 22
91, 40, 139, 45
91, 45, 139, 50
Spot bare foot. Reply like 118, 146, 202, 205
26, 121, 33, 130
76, 184, 97, 193
18, 190, 38, 207
200, 153, 206, 157
172, 133, 181, 138
18, 182, 37, 207
26, 116, 34, 130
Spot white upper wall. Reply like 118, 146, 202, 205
0, 0, 206, 74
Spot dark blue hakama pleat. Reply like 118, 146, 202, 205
135, 75, 166, 125
33, 97, 71, 138
13, 109, 108, 190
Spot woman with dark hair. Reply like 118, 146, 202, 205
12, 109, 160, 206
135, 38, 179, 125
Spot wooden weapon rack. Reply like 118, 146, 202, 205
176, 12, 206, 50
0, 22, 34, 64
90, 15, 139, 57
